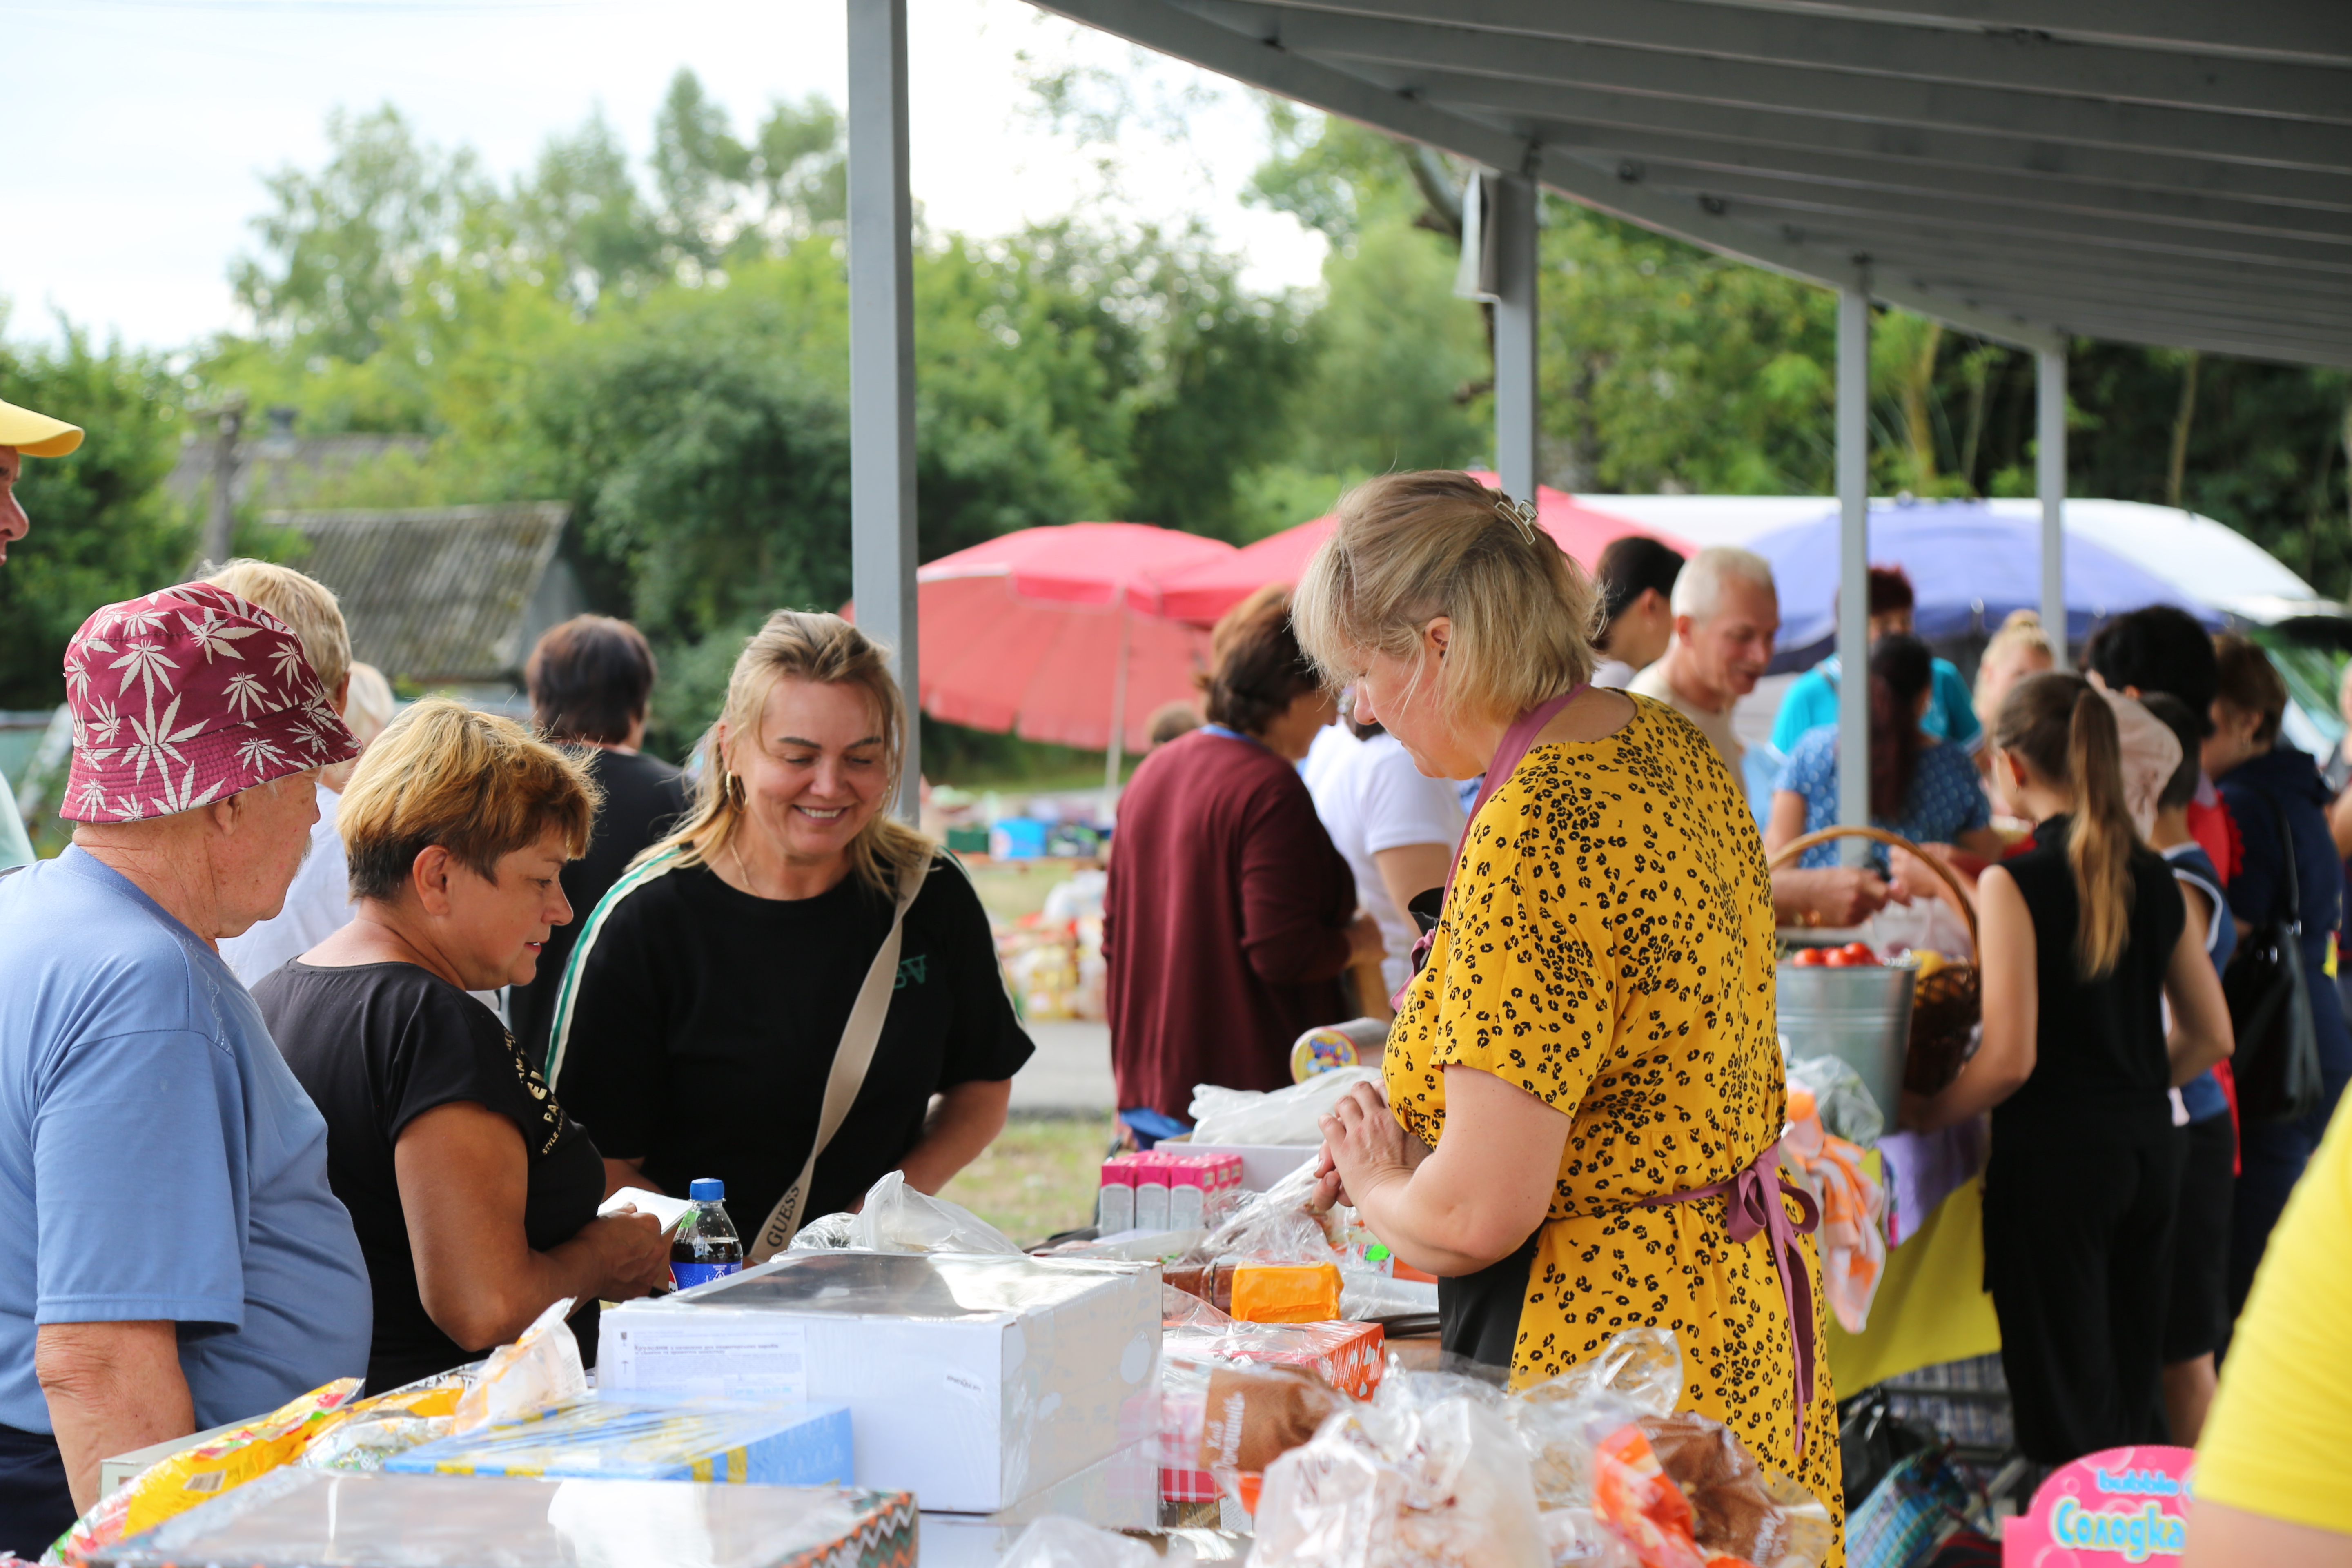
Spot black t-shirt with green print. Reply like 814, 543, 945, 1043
550, 853, 1034, 1232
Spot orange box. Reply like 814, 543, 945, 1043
1229, 1262, 1341, 1324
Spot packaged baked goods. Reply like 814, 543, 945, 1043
51, 1378, 362, 1564
1251, 1393, 1548, 1568
297, 1368, 475, 1473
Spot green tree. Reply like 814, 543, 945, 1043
232, 105, 492, 364
0, 327, 191, 708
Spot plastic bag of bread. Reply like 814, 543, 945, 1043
1252, 1394, 1548, 1568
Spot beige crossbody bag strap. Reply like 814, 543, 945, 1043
749, 857, 928, 1262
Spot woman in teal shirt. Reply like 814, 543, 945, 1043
1770, 566, 1981, 757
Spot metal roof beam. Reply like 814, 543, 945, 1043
1558, 128, 2352, 240
1272, 11, 2352, 170
1032, 0, 2067, 350
1688, 1, 2352, 67
1763, 213, 2352, 292
1399, 68, 2352, 210
1628, 169, 2352, 268
1873, 262, 2352, 331
1228, 0, 2352, 121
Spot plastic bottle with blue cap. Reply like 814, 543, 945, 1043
670, 1177, 744, 1290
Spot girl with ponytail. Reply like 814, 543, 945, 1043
1907, 671, 2232, 1464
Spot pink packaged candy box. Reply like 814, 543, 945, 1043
1098, 1152, 1242, 1232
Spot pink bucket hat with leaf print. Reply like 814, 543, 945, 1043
59, 582, 360, 822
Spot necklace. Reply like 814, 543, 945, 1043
726, 836, 775, 901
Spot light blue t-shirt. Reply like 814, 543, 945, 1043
1774, 723, 1991, 869
1771, 655, 1982, 757
0, 849, 372, 1433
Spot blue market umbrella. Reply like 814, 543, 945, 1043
1751, 500, 2221, 659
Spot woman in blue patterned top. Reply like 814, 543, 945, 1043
1766, 633, 2006, 870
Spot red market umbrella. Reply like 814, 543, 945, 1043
851, 522, 1237, 772
1155, 471, 1694, 628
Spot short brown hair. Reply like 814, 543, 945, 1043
1292, 470, 1597, 725
1202, 586, 1319, 735
2212, 632, 2289, 745
340, 697, 600, 902
527, 616, 658, 746
205, 559, 352, 699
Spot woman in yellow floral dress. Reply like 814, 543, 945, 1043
1294, 470, 1840, 1544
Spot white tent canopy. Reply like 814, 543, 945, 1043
1586, 495, 2329, 622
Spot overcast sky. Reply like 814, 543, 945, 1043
1, 0, 1329, 351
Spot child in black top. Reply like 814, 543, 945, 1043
1906, 672, 2232, 1463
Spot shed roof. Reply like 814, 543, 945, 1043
261, 503, 569, 685
1033, 0, 2352, 366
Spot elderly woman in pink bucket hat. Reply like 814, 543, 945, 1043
0, 583, 374, 1553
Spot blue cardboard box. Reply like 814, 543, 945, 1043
386, 1397, 853, 1485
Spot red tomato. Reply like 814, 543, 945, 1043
1791, 948, 1827, 967
1840, 942, 1879, 965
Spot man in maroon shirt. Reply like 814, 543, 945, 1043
1104, 588, 1381, 1125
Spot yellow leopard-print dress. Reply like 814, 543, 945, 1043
1385, 693, 1843, 1554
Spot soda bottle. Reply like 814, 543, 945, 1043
670, 1177, 744, 1291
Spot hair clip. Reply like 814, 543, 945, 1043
1494, 494, 1539, 544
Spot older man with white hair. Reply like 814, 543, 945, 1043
0, 584, 372, 1552
1631, 546, 1896, 929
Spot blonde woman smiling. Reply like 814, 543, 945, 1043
547, 611, 1031, 1256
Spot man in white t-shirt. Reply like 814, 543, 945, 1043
1310, 721, 1465, 999
1628, 547, 1894, 929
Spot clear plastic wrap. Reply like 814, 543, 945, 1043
1541, 1506, 1642, 1568
1783, 1052, 1884, 1148
1000, 1514, 1160, 1568
75, 1468, 918, 1568
296, 1368, 474, 1473
784, 1171, 1023, 1256
1187, 1067, 1382, 1147
1252, 1396, 1549, 1568
451, 1297, 587, 1436
1497, 1327, 1831, 1568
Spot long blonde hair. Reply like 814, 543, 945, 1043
639, 610, 933, 894
1997, 671, 2136, 978
1290, 470, 1597, 724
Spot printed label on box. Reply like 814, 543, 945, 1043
2002, 1444, 2194, 1566
603, 1319, 809, 1401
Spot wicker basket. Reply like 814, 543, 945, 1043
1769, 824, 1982, 1097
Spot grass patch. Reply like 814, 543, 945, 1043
938, 1112, 1114, 1247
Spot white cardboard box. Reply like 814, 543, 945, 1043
597, 1251, 1159, 1512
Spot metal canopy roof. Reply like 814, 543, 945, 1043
1030, 0, 2352, 366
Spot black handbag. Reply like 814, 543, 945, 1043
2223, 802, 2326, 1125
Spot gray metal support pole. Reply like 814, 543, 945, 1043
1835, 287, 1871, 868
2037, 348, 2068, 656
848, 0, 920, 816
1492, 172, 1539, 504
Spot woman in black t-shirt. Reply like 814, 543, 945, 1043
1905, 673, 2232, 1462
546, 611, 1032, 1254
257, 699, 672, 1387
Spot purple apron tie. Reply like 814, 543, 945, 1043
1639, 1143, 1822, 1461
1392, 683, 1587, 1009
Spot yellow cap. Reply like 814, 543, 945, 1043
0, 397, 82, 458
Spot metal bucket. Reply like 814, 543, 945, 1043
1776, 964, 1914, 1115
